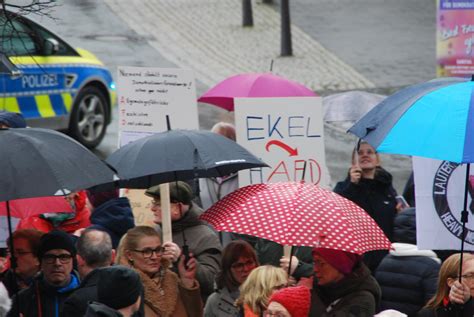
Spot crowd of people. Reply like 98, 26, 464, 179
0, 111, 473, 317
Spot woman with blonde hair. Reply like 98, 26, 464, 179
117, 226, 203, 317
418, 253, 474, 316
236, 265, 288, 317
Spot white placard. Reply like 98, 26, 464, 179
414, 157, 474, 250
0, 217, 20, 248
117, 66, 199, 146
234, 97, 327, 187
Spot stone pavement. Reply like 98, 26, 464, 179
104, 0, 376, 92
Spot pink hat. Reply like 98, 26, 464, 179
268, 286, 311, 317
312, 248, 360, 275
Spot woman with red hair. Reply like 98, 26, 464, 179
309, 248, 381, 316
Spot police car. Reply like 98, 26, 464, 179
0, 10, 116, 148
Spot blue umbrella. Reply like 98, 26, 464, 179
349, 76, 473, 162
349, 76, 474, 279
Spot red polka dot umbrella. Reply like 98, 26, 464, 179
200, 181, 391, 254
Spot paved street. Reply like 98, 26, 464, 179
38, 0, 436, 191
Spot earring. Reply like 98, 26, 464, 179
128, 258, 134, 267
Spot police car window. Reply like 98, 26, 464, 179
0, 17, 39, 56
34, 27, 77, 56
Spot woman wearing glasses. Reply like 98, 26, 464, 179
204, 240, 258, 317
118, 226, 203, 317
236, 265, 288, 317
418, 253, 474, 316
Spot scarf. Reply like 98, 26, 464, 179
137, 268, 180, 316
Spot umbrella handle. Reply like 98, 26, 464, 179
459, 163, 471, 282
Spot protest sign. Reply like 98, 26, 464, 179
414, 156, 474, 250
117, 66, 199, 146
234, 97, 327, 187
117, 67, 199, 235
436, 0, 474, 77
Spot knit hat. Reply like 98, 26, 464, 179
145, 181, 193, 205
97, 266, 142, 310
38, 230, 76, 259
268, 286, 311, 317
312, 248, 360, 275
0, 111, 26, 128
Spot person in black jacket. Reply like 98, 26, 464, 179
8, 230, 80, 317
375, 208, 441, 316
334, 141, 399, 272
62, 229, 114, 317
86, 189, 135, 249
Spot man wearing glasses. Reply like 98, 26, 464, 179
146, 181, 222, 302
8, 230, 80, 317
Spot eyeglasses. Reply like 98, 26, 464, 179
42, 254, 73, 264
458, 273, 474, 280
231, 259, 256, 272
151, 200, 179, 207
13, 251, 33, 257
133, 247, 163, 258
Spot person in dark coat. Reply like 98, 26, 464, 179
8, 230, 80, 317
146, 181, 222, 302
310, 247, 381, 316
334, 141, 399, 272
417, 253, 474, 317
85, 266, 142, 317
375, 208, 441, 316
86, 189, 135, 249
62, 229, 114, 317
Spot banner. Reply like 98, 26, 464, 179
414, 157, 474, 250
436, 0, 474, 77
234, 97, 328, 187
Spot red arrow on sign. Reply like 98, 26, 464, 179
265, 140, 298, 156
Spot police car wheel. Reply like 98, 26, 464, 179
69, 86, 108, 148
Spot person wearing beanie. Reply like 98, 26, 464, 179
0, 111, 26, 128
86, 189, 135, 249
146, 181, 221, 302
375, 208, 441, 316
265, 286, 311, 317
85, 266, 142, 317
309, 247, 382, 316
8, 230, 80, 317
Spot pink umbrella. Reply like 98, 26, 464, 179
0, 196, 73, 219
198, 73, 317, 111
200, 181, 391, 254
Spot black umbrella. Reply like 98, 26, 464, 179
106, 129, 268, 188
0, 128, 116, 201
0, 127, 116, 303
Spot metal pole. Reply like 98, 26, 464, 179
242, 0, 253, 27
280, 0, 292, 56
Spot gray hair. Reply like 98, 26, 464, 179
0, 282, 11, 317
76, 229, 113, 268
